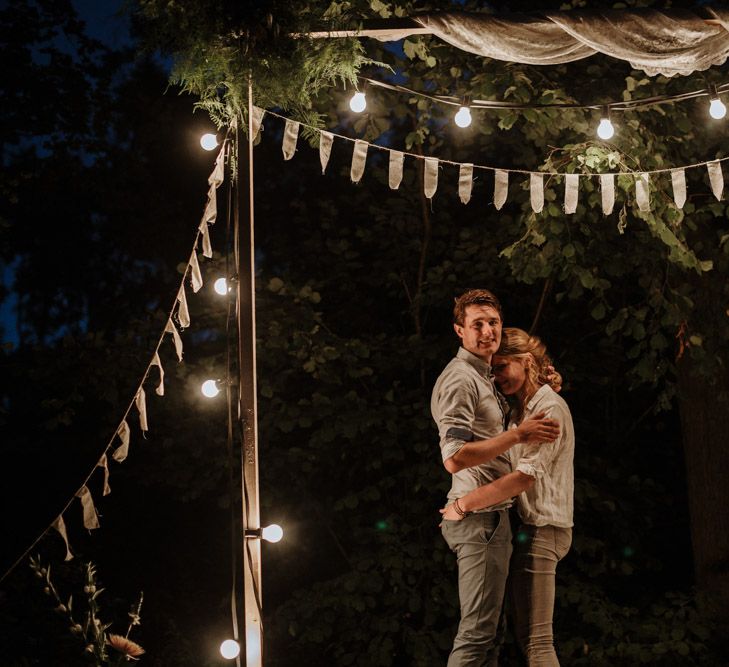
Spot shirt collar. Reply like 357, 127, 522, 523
456, 346, 492, 376
525, 384, 552, 411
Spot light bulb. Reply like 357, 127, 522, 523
710, 98, 727, 120
201, 379, 220, 398
200, 133, 218, 151
261, 524, 283, 543
349, 91, 366, 113
454, 106, 472, 128
220, 639, 240, 660
597, 118, 615, 140
214, 278, 228, 295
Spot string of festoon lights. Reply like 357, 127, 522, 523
345, 76, 729, 139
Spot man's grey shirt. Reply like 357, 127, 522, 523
431, 347, 512, 511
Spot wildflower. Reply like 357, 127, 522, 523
84, 585, 96, 594
70, 623, 83, 634
107, 634, 145, 660
54, 603, 67, 614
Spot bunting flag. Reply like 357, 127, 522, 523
671, 169, 687, 209
319, 131, 334, 174
135, 387, 148, 433
282, 119, 299, 160
458, 163, 473, 204
636, 173, 651, 212
199, 219, 213, 259
494, 170, 508, 210
389, 151, 404, 190
564, 174, 579, 214
202, 184, 217, 225
600, 174, 615, 215
351, 140, 368, 183
707, 161, 724, 200
97, 454, 111, 496
165, 320, 184, 362
76, 486, 100, 530
113, 420, 131, 463
424, 157, 439, 199
151, 351, 165, 396
530, 173, 544, 213
51, 515, 73, 561
250, 106, 265, 141
209, 146, 225, 188
177, 286, 190, 329
189, 252, 203, 293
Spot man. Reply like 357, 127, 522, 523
431, 289, 560, 667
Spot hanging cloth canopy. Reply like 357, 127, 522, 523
310, 8, 729, 77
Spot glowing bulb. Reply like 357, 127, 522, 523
710, 98, 727, 120
597, 118, 615, 140
454, 106, 472, 128
349, 91, 366, 113
220, 639, 240, 660
214, 278, 228, 295
261, 524, 283, 543
201, 379, 220, 398
200, 133, 218, 151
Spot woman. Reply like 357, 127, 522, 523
441, 328, 574, 667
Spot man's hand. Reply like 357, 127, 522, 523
515, 412, 560, 444
439, 504, 464, 522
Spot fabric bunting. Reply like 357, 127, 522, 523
707, 161, 724, 200
564, 174, 579, 214
136, 387, 148, 433
319, 131, 334, 174
97, 454, 111, 496
424, 157, 439, 199
389, 151, 404, 190
636, 173, 650, 212
76, 486, 100, 530
113, 420, 131, 463
250, 106, 265, 141
209, 147, 225, 188
51, 515, 73, 561
189, 252, 203, 293
459, 163, 473, 204
282, 119, 299, 161
202, 184, 217, 225
600, 174, 615, 215
530, 173, 544, 213
199, 219, 212, 258
671, 169, 687, 209
177, 286, 190, 329
351, 140, 368, 183
151, 351, 165, 396
165, 320, 184, 362
494, 170, 508, 210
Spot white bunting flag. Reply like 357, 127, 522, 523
530, 173, 544, 213
319, 131, 333, 174
389, 151, 404, 190
165, 320, 183, 362
494, 170, 508, 210
199, 219, 212, 258
189, 252, 203, 293
136, 387, 148, 433
250, 106, 265, 141
51, 515, 73, 561
351, 140, 368, 183
76, 486, 100, 530
282, 119, 299, 160
151, 351, 165, 396
636, 173, 650, 212
202, 184, 217, 225
177, 286, 190, 329
424, 157, 439, 199
600, 174, 615, 215
459, 163, 473, 204
564, 174, 579, 214
707, 161, 724, 200
209, 147, 225, 188
113, 420, 131, 463
97, 454, 111, 496
671, 169, 687, 209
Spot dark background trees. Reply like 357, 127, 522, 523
2, 0, 729, 665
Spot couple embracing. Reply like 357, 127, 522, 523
432, 289, 575, 667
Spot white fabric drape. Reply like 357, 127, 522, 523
530, 173, 544, 213
319, 131, 334, 173
459, 163, 473, 204
389, 151, 404, 189
707, 161, 724, 200
52, 515, 73, 561
351, 140, 368, 183
564, 174, 579, 214
494, 170, 508, 210
424, 157, 439, 199
600, 174, 615, 215
672, 169, 687, 209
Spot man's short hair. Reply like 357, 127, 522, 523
453, 289, 503, 326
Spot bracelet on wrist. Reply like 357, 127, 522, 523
454, 498, 470, 517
